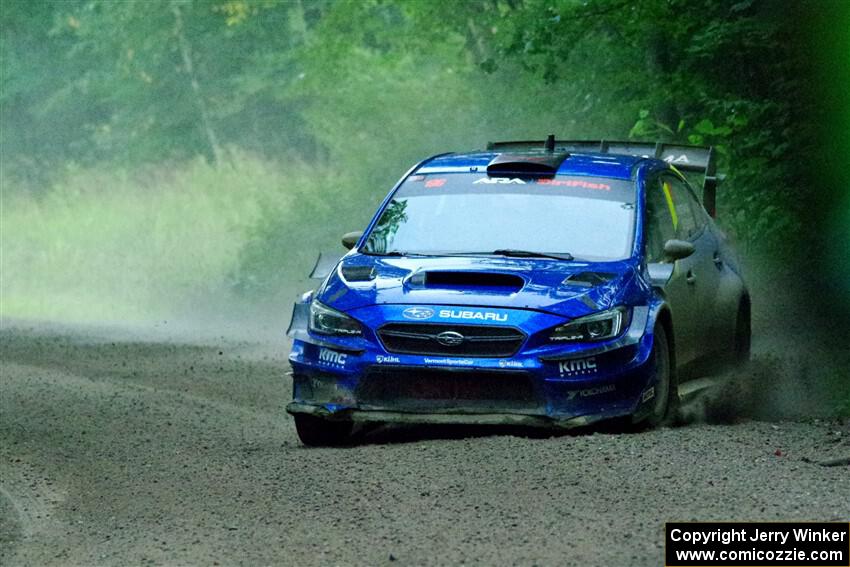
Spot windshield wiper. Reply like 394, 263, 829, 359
490, 249, 575, 261
362, 250, 438, 257
361, 250, 408, 257
364, 249, 574, 260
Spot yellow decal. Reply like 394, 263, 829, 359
662, 181, 678, 229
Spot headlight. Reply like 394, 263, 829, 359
309, 300, 362, 336
549, 307, 630, 342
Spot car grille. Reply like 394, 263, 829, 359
356, 367, 536, 409
377, 323, 526, 357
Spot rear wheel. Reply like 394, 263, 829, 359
733, 298, 751, 363
636, 323, 677, 428
294, 414, 354, 447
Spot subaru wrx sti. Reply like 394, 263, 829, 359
286, 137, 750, 446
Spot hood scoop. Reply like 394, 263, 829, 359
407, 271, 524, 293
561, 271, 616, 288
341, 264, 376, 282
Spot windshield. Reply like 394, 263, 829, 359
362, 173, 636, 261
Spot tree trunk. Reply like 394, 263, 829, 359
645, 29, 678, 138
171, 1, 224, 165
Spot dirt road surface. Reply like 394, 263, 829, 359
1, 323, 848, 566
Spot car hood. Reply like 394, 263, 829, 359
316, 254, 645, 320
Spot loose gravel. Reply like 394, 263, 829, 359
1, 326, 848, 566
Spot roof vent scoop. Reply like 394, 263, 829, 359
486, 151, 569, 177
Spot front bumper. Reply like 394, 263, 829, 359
286, 402, 605, 429
286, 306, 659, 427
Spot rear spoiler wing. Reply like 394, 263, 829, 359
486, 138, 720, 217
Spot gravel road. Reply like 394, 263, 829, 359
1, 323, 848, 566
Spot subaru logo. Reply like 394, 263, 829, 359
402, 307, 434, 320
435, 331, 465, 347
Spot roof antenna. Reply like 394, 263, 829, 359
544, 134, 556, 152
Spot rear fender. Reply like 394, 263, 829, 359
712, 270, 748, 349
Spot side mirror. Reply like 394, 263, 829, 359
663, 239, 695, 262
647, 240, 696, 287
341, 231, 363, 250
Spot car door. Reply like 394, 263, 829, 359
644, 173, 702, 366
662, 173, 723, 361
680, 177, 739, 353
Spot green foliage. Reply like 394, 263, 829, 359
0, 0, 839, 312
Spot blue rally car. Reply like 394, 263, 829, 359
286, 137, 750, 446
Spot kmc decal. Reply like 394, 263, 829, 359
318, 348, 347, 367
558, 356, 598, 376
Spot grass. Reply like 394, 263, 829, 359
1, 154, 312, 323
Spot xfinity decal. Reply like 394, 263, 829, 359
376, 355, 401, 364
472, 177, 526, 184
318, 348, 348, 367
403, 307, 435, 320
558, 356, 598, 376
439, 309, 508, 322
567, 383, 615, 400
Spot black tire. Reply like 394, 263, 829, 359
733, 299, 751, 364
636, 323, 677, 429
294, 414, 354, 447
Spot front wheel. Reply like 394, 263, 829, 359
294, 414, 354, 447
635, 323, 677, 429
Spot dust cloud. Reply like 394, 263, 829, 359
683, 252, 849, 423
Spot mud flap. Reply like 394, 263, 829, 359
309, 252, 343, 280
286, 303, 310, 337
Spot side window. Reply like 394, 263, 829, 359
683, 183, 708, 230
662, 175, 698, 240
645, 176, 676, 262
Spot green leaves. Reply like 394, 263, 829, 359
0, 0, 822, 258
694, 119, 733, 137
629, 110, 674, 139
